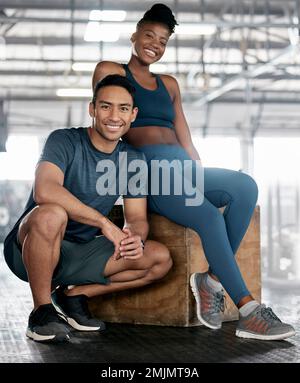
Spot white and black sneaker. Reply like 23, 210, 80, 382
51, 286, 106, 332
26, 303, 71, 343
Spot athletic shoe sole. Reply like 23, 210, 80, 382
190, 273, 221, 330
26, 328, 70, 343
51, 297, 105, 332
235, 328, 296, 340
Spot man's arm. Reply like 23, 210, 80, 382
34, 161, 127, 257
123, 197, 149, 241
119, 197, 149, 260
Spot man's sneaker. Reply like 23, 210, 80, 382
51, 286, 106, 332
190, 272, 225, 329
236, 304, 296, 340
26, 303, 71, 343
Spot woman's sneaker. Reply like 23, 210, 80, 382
26, 303, 71, 343
236, 304, 296, 340
51, 286, 106, 332
190, 272, 225, 329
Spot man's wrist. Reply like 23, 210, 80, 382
98, 215, 109, 229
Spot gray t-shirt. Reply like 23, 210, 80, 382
6, 127, 147, 243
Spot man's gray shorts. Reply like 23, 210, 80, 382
3, 229, 114, 287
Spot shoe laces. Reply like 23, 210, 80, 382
211, 291, 226, 313
260, 306, 281, 323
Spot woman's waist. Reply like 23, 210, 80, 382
124, 125, 179, 147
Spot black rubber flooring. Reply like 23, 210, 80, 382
0, 245, 299, 364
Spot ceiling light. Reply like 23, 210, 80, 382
89, 10, 126, 22
56, 89, 92, 97
72, 62, 96, 72
84, 22, 120, 42
83, 21, 216, 42
176, 24, 217, 35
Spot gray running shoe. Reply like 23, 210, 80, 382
52, 286, 106, 332
26, 303, 71, 343
190, 272, 225, 329
236, 304, 296, 340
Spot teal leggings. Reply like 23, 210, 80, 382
139, 144, 258, 305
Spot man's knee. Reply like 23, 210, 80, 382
21, 203, 68, 241
144, 240, 173, 281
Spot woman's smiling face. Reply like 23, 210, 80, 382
131, 22, 171, 64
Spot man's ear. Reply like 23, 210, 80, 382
131, 106, 138, 122
89, 102, 95, 118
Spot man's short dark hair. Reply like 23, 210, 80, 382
92, 74, 136, 106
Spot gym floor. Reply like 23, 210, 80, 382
0, 245, 299, 364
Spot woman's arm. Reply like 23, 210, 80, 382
161, 75, 201, 162
92, 61, 125, 89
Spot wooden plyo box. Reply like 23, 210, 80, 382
89, 206, 261, 326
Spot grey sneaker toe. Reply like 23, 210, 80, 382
190, 272, 225, 330
236, 304, 296, 341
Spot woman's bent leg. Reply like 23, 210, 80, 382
148, 193, 250, 305
204, 168, 258, 254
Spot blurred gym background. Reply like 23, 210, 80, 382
0, 0, 300, 363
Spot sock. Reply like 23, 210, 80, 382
239, 300, 260, 317
67, 285, 75, 290
57, 285, 75, 297
206, 273, 223, 292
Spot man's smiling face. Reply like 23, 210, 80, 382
90, 85, 138, 143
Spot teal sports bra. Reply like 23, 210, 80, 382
123, 64, 175, 129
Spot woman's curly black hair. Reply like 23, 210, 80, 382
137, 3, 178, 35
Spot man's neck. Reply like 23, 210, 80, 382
88, 127, 119, 154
